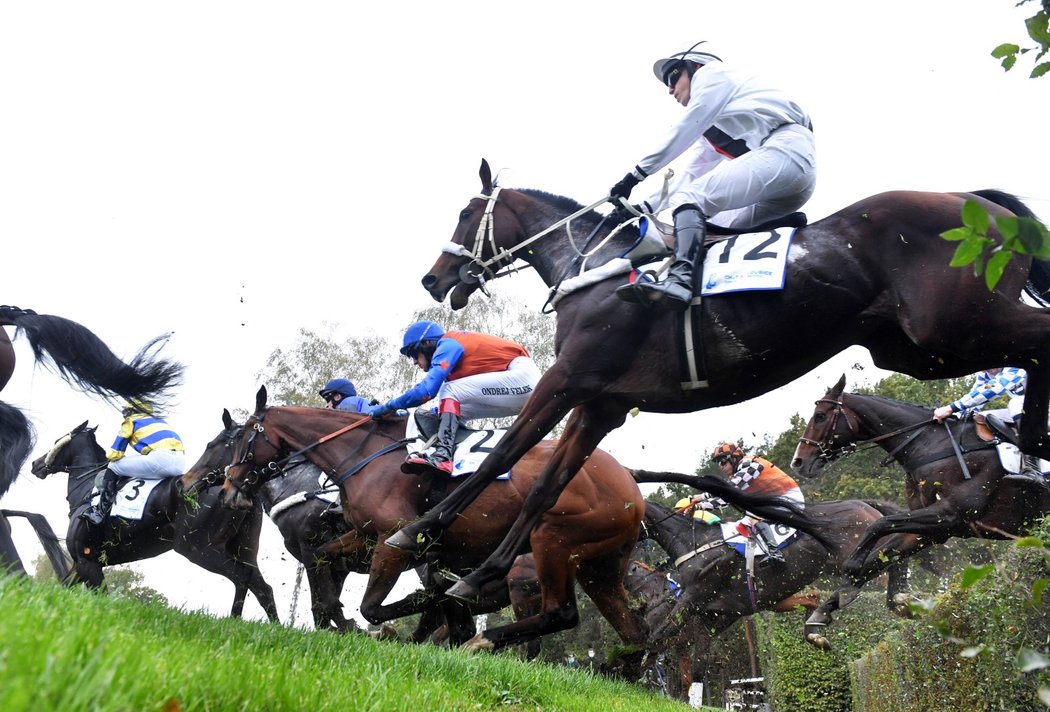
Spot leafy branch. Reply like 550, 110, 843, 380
991, 0, 1050, 78
940, 199, 1050, 289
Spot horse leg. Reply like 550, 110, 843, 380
175, 543, 280, 622
461, 543, 580, 652
356, 539, 440, 625
1020, 363, 1050, 459
446, 402, 625, 600
841, 501, 964, 581
385, 367, 584, 554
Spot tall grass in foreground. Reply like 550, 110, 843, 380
0, 577, 694, 711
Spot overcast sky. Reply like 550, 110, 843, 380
2, 1, 1048, 626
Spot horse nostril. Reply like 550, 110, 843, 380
422, 274, 437, 289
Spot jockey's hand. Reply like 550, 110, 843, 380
608, 172, 640, 206
932, 405, 954, 422
370, 403, 393, 420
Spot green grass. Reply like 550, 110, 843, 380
0, 576, 693, 711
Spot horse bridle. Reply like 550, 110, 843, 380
799, 397, 936, 468
442, 188, 615, 291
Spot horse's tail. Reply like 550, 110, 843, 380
0, 509, 71, 581
0, 305, 184, 406
630, 469, 833, 549
0, 401, 34, 499
967, 190, 1050, 306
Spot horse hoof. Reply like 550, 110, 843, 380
460, 633, 494, 653
384, 529, 425, 553
370, 625, 399, 641
446, 578, 480, 603
805, 633, 831, 650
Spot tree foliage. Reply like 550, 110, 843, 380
32, 555, 167, 605
992, 0, 1050, 78
255, 292, 559, 429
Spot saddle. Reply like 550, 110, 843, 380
975, 412, 1019, 446
640, 211, 809, 254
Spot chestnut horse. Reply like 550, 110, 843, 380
0, 304, 182, 575
220, 387, 805, 658
790, 374, 1050, 648
386, 160, 1050, 606
31, 419, 279, 621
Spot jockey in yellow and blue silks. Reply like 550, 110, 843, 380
80, 400, 186, 526
372, 320, 541, 476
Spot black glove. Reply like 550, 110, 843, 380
608, 172, 641, 204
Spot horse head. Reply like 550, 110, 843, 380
791, 374, 861, 478
181, 408, 243, 497
421, 158, 530, 310
31, 421, 97, 478
221, 387, 285, 510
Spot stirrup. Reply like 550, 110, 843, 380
401, 453, 453, 476
79, 508, 106, 526
615, 273, 663, 306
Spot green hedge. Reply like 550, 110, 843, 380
851, 540, 1050, 712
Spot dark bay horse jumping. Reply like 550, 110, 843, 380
386, 159, 1050, 605
790, 374, 1050, 647
31, 419, 279, 621
638, 492, 911, 691
0, 305, 182, 574
221, 388, 804, 658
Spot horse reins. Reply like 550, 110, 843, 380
801, 398, 989, 480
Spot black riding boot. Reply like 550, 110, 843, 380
616, 204, 706, 310
755, 521, 785, 562
1003, 453, 1049, 488
80, 469, 119, 526
402, 412, 460, 476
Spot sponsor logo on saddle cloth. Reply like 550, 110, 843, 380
405, 414, 511, 480
719, 520, 798, 559
90, 478, 165, 520
701, 229, 794, 296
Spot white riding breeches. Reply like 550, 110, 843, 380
670, 123, 816, 228
109, 449, 186, 480
437, 356, 541, 420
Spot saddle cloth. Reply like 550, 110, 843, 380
406, 411, 511, 479
719, 520, 798, 560
91, 478, 165, 520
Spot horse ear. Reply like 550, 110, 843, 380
75, 420, 88, 432
832, 374, 846, 396
255, 386, 267, 412
480, 159, 493, 194
222, 408, 233, 430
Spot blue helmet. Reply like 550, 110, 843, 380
319, 378, 357, 398
400, 320, 445, 356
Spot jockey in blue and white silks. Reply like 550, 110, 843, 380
934, 367, 1027, 421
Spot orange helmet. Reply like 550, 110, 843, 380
711, 442, 743, 463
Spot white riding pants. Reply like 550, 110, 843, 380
670, 123, 816, 228
437, 356, 541, 421
109, 449, 186, 480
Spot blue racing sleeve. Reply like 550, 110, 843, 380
385, 339, 465, 410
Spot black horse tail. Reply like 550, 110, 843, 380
0, 401, 34, 499
0, 305, 184, 406
0, 509, 71, 581
631, 469, 833, 549
968, 190, 1050, 306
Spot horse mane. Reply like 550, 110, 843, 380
850, 391, 933, 414
517, 188, 642, 240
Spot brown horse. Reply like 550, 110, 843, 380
0, 304, 182, 575
386, 160, 1050, 606
220, 388, 801, 657
31, 419, 279, 621
790, 375, 1050, 648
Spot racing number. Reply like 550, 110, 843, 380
716, 232, 781, 263
469, 430, 497, 455
122, 478, 147, 502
